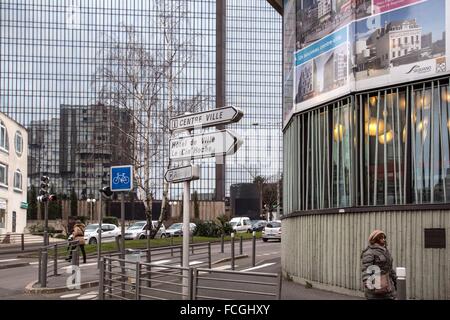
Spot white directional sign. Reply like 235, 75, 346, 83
169, 129, 243, 161
169, 106, 243, 132
165, 165, 200, 184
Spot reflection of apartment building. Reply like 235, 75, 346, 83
366, 19, 422, 69
298, 62, 315, 98
318, 0, 332, 22
29, 118, 63, 189
324, 51, 347, 90
60, 104, 133, 198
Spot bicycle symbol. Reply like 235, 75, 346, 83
113, 173, 130, 185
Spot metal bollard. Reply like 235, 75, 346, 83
396, 267, 407, 300
240, 236, 243, 255
231, 233, 235, 270
108, 259, 112, 299
21, 234, 25, 251
208, 242, 211, 269
191, 234, 194, 254
135, 262, 141, 300
38, 249, 42, 284
72, 248, 79, 267
221, 234, 224, 253
53, 244, 58, 276
41, 250, 48, 288
171, 237, 174, 257
252, 231, 256, 267
115, 236, 121, 253
99, 260, 105, 300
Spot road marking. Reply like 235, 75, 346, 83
240, 263, 276, 272
198, 265, 232, 275
77, 294, 97, 300
0, 259, 20, 263
60, 293, 81, 299
60, 262, 97, 270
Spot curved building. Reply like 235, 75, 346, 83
270, 0, 450, 299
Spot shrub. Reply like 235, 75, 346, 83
54, 233, 68, 239
103, 216, 119, 226
215, 214, 232, 235
28, 224, 56, 235
193, 220, 220, 237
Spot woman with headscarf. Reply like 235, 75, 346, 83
361, 229, 397, 300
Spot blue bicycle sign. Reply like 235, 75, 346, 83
110, 165, 133, 192
113, 173, 130, 185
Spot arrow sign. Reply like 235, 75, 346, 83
169, 106, 243, 131
165, 165, 200, 183
169, 129, 243, 161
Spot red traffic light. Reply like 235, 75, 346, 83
48, 194, 57, 201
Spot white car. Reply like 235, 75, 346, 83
124, 220, 167, 240
229, 217, 252, 233
84, 223, 121, 245
262, 220, 281, 242
165, 223, 197, 237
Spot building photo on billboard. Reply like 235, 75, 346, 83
354, 0, 448, 89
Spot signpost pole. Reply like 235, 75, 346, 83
97, 194, 102, 269
182, 180, 190, 300
121, 192, 125, 256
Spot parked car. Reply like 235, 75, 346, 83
262, 220, 281, 242
84, 223, 121, 245
165, 223, 197, 237
124, 221, 166, 240
229, 217, 252, 233
251, 220, 268, 232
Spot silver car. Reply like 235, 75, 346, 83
124, 221, 167, 240
262, 221, 281, 242
84, 223, 121, 245
165, 223, 197, 237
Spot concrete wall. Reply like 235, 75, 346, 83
170, 201, 226, 221
282, 209, 450, 300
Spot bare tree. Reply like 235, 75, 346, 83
93, 0, 210, 242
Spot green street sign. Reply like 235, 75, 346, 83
20, 202, 29, 209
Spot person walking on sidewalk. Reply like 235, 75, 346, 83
67, 220, 87, 264
361, 229, 397, 300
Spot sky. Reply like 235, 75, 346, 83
355, 0, 446, 42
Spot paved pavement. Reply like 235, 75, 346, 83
0, 240, 361, 300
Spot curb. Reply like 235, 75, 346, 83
0, 262, 30, 270
212, 254, 248, 265
24, 280, 100, 295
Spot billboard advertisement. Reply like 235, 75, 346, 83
292, 0, 449, 116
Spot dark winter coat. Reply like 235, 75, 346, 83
361, 244, 397, 300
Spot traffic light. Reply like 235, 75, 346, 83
48, 194, 57, 202
100, 186, 113, 197
38, 176, 50, 202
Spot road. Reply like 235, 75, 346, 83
0, 239, 359, 300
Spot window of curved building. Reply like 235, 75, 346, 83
13, 170, 22, 192
284, 77, 450, 213
14, 131, 23, 157
0, 121, 8, 152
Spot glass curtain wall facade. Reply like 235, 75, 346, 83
284, 77, 450, 213
226, 0, 283, 191
0, 1, 282, 203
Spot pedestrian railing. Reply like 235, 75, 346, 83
99, 253, 282, 300
100, 256, 191, 300
0, 233, 46, 252
193, 268, 282, 300
36, 240, 80, 288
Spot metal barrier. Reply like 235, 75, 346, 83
99, 255, 282, 300
193, 268, 282, 300
0, 233, 47, 253
100, 256, 191, 300
37, 240, 80, 288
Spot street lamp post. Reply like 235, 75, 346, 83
87, 198, 96, 223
